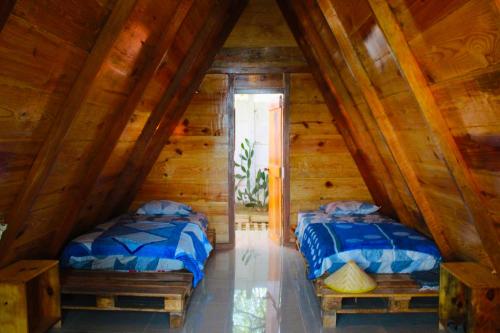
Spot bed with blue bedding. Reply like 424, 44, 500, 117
296, 210, 441, 280
61, 212, 212, 287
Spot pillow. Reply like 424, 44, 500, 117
321, 201, 380, 216
136, 200, 193, 216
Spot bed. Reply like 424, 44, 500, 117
295, 205, 442, 327
59, 201, 215, 328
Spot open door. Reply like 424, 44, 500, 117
268, 96, 284, 244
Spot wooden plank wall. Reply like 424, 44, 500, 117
387, 0, 500, 244
210, 0, 308, 74
0, 0, 114, 218
289, 73, 373, 225
132, 75, 231, 243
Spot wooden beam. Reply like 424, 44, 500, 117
283, 72, 291, 242
277, 0, 421, 231
0, 0, 15, 32
0, 0, 138, 267
102, 0, 249, 220
316, 0, 454, 259
367, 0, 500, 272
208, 47, 309, 73
47, 1, 194, 257
227, 74, 236, 247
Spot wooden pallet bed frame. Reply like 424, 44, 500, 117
60, 228, 216, 328
315, 274, 438, 328
292, 225, 438, 328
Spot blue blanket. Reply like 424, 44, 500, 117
296, 211, 441, 279
61, 213, 212, 286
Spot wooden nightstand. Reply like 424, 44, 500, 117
439, 262, 500, 333
0, 260, 61, 333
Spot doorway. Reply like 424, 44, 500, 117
234, 93, 277, 232
228, 74, 289, 247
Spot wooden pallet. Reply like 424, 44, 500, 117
207, 227, 216, 248
60, 270, 193, 328
315, 274, 438, 327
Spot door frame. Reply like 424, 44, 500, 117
227, 73, 291, 248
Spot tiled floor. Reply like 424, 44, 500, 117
50, 230, 440, 333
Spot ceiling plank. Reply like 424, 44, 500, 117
0, 0, 138, 267
367, 0, 500, 272
48, 1, 195, 257
101, 0, 249, 220
208, 47, 309, 74
316, 0, 454, 259
0, 0, 15, 32
277, 0, 422, 230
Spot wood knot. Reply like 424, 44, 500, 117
486, 289, 495, 301
175, 149, 183, 155
318, 141, 325, 147
325, 181, 333, 188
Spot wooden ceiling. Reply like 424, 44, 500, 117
0, 0, 498, 273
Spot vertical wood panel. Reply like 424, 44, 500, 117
289, 73, 372, 226
133, 74, 231, 243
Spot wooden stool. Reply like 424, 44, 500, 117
439, 262, 500, 333
0, 260, 61, 333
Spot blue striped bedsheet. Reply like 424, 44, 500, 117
296, 211, 441, 279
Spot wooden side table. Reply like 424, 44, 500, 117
439, 262, 500, 333
0, 260, 61, 333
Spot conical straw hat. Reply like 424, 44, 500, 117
324, 261, 377, 293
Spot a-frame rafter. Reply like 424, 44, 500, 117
277, 0, 425, 234
100, 0, 249, 221
0, 0, 138, 266
316, 0, 455, 259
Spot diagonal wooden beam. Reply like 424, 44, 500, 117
316, 0, 454, 259
48, 1, 194, 257
0, 0, 15, 32
277, 0, 422, 231
101, 0, 249, 220
0, 0, 138, 267
367, 0, 500, 272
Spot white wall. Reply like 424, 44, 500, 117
234, 94, 281, 197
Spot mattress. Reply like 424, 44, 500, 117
296, 210, 441, 279
60, 213, 212, 286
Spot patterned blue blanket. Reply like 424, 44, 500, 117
296, 211, 441, 279
61, 213, 212, 286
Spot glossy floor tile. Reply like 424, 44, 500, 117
50, 230, 440, 333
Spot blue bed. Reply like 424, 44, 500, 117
61, 212, 212, 286
296, 210, 441, 280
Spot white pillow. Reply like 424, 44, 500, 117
321, 201, 380, 216
136, 200, 193, 216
